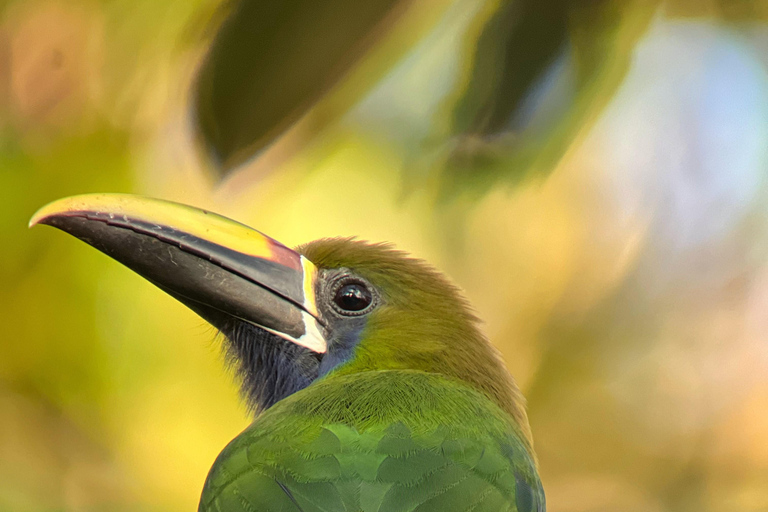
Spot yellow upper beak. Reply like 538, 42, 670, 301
30, 194, 327, 353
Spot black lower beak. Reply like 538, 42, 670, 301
30, 194, 327, 354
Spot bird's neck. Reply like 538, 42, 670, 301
326, 329, 535, 453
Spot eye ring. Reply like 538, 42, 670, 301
329, 276, 377, 316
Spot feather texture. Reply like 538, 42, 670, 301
200, 371, 544, 512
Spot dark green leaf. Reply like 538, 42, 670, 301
194, 0, 414, 174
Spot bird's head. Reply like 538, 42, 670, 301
30, 194, 529, 440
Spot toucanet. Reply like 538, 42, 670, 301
30, 194, 545, 512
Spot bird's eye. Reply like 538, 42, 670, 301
331, 279, 375, 316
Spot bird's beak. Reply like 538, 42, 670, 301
29, 194, 327, 354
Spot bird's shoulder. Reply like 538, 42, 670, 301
200, 370, 544, 512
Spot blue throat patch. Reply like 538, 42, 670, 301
221, 318, 367, 412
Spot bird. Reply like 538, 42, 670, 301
30, 193, 544, 512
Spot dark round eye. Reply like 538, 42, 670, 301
332, 280, 374, 315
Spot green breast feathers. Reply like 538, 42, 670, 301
202, 371, 544, 512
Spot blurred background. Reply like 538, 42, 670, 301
3, 0, 768, 510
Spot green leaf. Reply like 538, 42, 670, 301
194, 0, 423, 174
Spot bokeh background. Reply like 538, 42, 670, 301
3, 1, 768, 510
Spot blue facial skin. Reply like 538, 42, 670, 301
317, 320, 367, 378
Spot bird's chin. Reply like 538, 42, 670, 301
214, 317, 322, 413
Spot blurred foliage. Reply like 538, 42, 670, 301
436, 0, 658, 199
194, 0, 452, 174
3, 1, 768, 511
